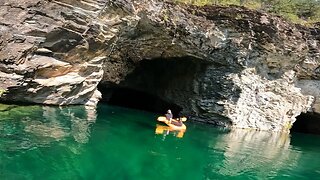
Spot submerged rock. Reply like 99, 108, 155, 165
0, 0, 319, 132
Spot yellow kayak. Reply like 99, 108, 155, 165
157, 116, 187, 130
155, 124, 185, 138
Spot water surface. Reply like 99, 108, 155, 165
1, 104, 320, 179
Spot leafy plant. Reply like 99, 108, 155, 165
171, 0, 320, 26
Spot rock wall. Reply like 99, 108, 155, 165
0, 0, 112, 106
0, 0, 319, 132
221, 69, 313, 131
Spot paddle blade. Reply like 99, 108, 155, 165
180, 117, 187, 122
157, 116, 167, 122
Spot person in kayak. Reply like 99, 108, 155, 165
165, 109, 173, 123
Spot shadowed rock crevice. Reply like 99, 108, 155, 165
291, 112, 320, 134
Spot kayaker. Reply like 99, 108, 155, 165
171, 118, 183, 127
165, 109, 173, 123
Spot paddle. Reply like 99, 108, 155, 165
157, 116, 187, 122
180, 117, 187, 122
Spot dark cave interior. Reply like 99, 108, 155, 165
105, 87, 182, 116
291, 112, 320, 135
98, 56, 208, 117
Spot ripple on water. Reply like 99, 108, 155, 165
1, 104, 320, 180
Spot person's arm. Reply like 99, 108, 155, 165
165, 113, 170, 120
169, 113, 173, 123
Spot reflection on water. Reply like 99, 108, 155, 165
1, 104, 320, 179
208, 129, 300, 179
155, 124, 185, 138
0, 105, 96, 153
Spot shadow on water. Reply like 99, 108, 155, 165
290, 132, 320, 151
95, 103, 157, 129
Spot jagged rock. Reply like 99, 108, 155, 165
0, 0, 319, 132
219, 68, 314, 132
0, 0, 109, 107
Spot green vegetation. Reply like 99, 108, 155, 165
172, 0, 320, 26
0, 104, 40, 118
0, 89, 6, 97
0, 104, 12, 111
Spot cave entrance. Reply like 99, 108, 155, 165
104, 87, 182, 116
98, 56, 208, 116
291, 112, 320, 135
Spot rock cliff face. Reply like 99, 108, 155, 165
0, 0, 107, 106
0, 0, 319, 132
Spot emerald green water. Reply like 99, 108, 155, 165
1, 104, 320, 179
